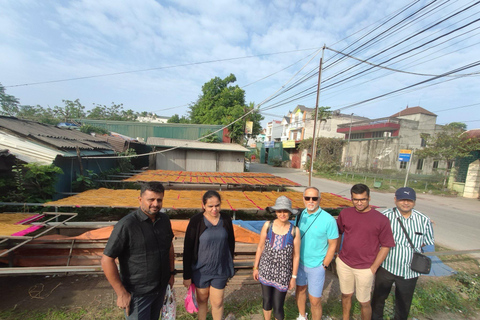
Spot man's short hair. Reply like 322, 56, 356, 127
303, 186, 321, 198
140, 182, 165, 196
351, 183, 370, 197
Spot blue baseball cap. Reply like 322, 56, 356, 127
395, 187, 416, 201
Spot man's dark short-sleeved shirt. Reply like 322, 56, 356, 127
103, 208, 174, 295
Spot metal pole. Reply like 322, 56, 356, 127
404, 149, 414, 187
309, 45, 326, 187
344, 113, 353, 169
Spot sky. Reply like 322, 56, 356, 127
1, 0, 479, 129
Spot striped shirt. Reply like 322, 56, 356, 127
381, 207, 435, 279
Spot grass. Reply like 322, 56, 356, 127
1, 248, 479, 320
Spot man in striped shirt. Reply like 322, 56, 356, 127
371, 187, 434, 320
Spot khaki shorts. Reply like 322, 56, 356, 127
336, 257, 374, 303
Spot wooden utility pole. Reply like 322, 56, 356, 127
309, 45, 326, 186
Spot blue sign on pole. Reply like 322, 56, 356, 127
398, 149, 412, 162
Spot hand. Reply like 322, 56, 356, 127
169, 274, 174, 288
370, 266, 378, 274
183, 279, 191, 288
117, 291, 132, 316
253, 269, 259, 281
289, 278, 296, 290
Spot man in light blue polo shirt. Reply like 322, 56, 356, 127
295, 187, 339, 320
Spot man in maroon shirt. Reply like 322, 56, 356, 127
336, 184, 395, 320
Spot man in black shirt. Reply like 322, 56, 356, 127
102, 182, 175, 320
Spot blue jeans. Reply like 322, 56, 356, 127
125, 288, 167, 320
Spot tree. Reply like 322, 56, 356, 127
54, 99, 86, 122
87, 102, 137, 121
0, 83, 20, 116
189, 74, 263, 143
167, 114, 190, 123
416, 123, 480, 187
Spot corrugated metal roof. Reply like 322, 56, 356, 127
0, 116, 115, 151
147, 137, 249, 152
0, 131, 62, 164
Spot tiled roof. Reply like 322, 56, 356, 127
390, 106, 437, 117
0, 116, 115, 151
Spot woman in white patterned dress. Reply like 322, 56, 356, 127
253, 196, 300, 320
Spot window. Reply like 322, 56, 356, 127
420, 134, 429, 147
417, 159, 424, 170
433, 160, 439, 169
372, 131, 383, 138
400, 161, 407, 169
350, 133, 365, 139
447, 161, 453, 169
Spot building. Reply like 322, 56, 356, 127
0, 116, 117, 197
336, 106, 446, 174
265, 120, 282, 142
147, 137, 249, 172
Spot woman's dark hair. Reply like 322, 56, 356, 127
351, 183, 370, 197
202, 190, 222, 205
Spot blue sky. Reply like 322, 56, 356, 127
1, 0, 479, 129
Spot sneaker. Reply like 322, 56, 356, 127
296, 313, 308, 320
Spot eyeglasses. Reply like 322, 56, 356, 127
352, 198, 369, 202
304, 197, 319, 201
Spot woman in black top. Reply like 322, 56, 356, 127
183, 190, 235, 320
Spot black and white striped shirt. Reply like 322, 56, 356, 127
381, 207, 435, 279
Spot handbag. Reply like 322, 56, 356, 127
161, 284, 176, 320
184, 283, 199, 313
396, 217, 432, 274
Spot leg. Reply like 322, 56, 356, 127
271, 288, 287, 320
196, 287, 210, 320
309, 295, 322, 320
393, 276, 418, 320
371, 267, 394, 320
336, 258, 355, 320
296, 285, 308, 318
296, 264, 309, 319
352, 266, 375, 320
261, 284, 274, 320
359, 301, 372, 320
341, 293, 353, 320
126, 291, 164, 320
209, 286, 225, 320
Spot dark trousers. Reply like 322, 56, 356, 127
371, 267, 418, 320
261, 284, 288, 320
126, 287, 167, 320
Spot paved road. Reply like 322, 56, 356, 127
250, 163, 480, 259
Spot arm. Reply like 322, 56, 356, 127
323, 237, 338, 268
169, 243, 175, 287
370, 246, 390, 274
289, 226, 301, 290
183, 217, 196, 285
253, 222, 269, 281
101, 254, 131, 315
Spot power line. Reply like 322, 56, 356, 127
5, 47, 321, 88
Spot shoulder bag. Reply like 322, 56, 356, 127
396, 217, 431, 274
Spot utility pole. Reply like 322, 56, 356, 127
309, 45, 326, 187
404, 149, 415, 187
344, 113, 354, 169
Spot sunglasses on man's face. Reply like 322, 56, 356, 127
304, 197, 319, 201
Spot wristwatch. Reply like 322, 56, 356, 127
322, 263, 328, 269
170, 269, 177, 275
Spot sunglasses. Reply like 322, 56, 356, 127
304, 197, 319, 201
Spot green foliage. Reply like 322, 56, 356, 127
199, 130, 220, 143
189, 74, 263, 143
117, 148, 137, 172
300, 137, 345, 173
0, 83, 20, 116
72, 169, 99, 192
53, 99, 86, 122
310, 106, 332, 121
79, 124, 109, 135
271, 156, 283, 167
87, 102, 137, 121
167, 113, 190, 123
417, 122, 480, 187
1, 163, 63, 202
